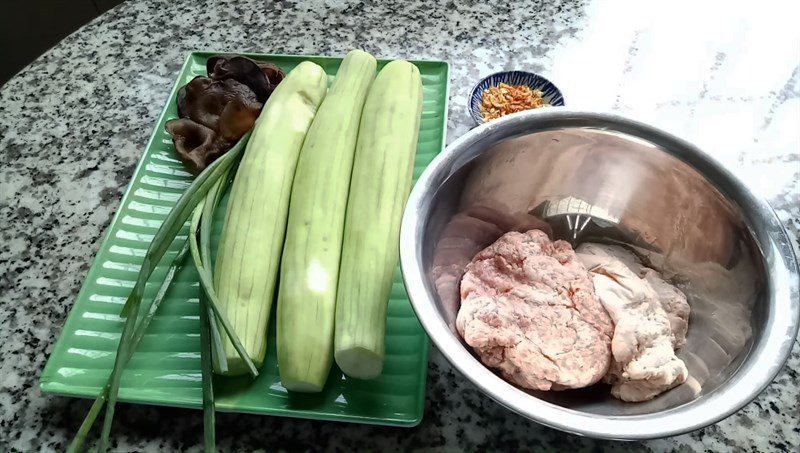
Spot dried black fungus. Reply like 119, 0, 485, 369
165, 119, 231, 175
166, 55, 285, 174
207, 55, 286, 103
257, 62, 286, 91
177, 76, 261, 131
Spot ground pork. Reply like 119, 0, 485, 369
456, 230, 614, 391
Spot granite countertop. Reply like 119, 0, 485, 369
1, 0, 798, 451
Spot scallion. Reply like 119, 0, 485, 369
95, 133, 252, 452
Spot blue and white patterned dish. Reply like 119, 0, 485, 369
469, 71, 565, 125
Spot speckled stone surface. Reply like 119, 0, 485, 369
1, 0, 798, 451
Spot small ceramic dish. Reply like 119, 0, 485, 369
468, 70, 565, 125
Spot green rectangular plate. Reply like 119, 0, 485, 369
40, 52, 449, 426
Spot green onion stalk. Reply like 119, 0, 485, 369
68, 132, 256, 453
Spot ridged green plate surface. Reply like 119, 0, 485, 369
40, 52, 449, 426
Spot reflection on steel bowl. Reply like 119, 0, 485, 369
399, 109, 799, 439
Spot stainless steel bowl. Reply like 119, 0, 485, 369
399, 109, 799, 440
